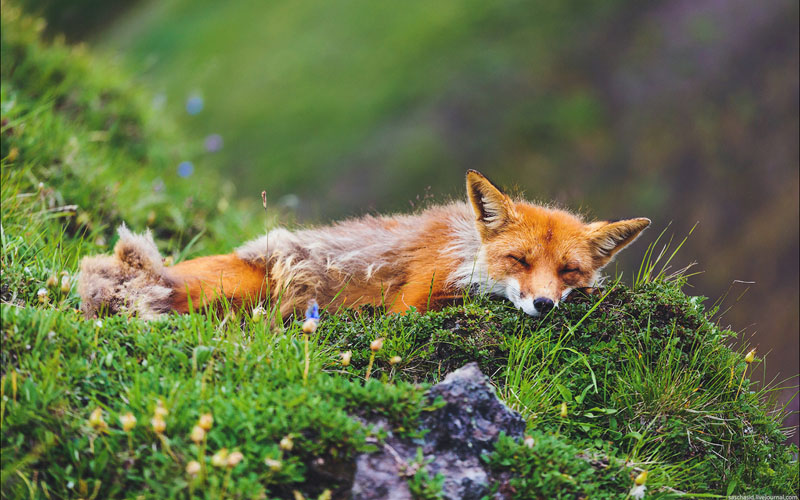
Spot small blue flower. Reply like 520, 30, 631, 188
185, 95, 204, 115
305, 300, 319, 321
178, 161, 194, 178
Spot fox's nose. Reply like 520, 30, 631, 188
533, 297, 554, 314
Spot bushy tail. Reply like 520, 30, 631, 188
78, 225, 267, 319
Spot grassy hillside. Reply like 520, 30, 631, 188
1, 6, 798, 498
97, 0, 800, 423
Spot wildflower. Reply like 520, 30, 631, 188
227, 451, 244, 467
185, 94, 204, 115
630, 470, 648, 499
186, 460, 201, 476
163, 256, 174, 267
119, 412, 137, 432
524, 436, 535, 448
737, 349, 758, 398
630, 484, 647, 499
151, 416, 166, 434
560, 402, 568, 418
389, 355, 402, 366
46, 275, 58, 288
198, 413, 213, 431
94, 320, 103, 329
302, 300, 319, 334
302, 319, 317, 334
60, 275, 71, 293
211, 448, 229, 467
252, 305, 266, 322
365, 338, 384, 381
302, 301, 320, 384
280, 435, 294, 451
341, 351, 352, 367
154, 400, 169, 418
305, 300, 320, 321
190, 425, 206, 444
264, 457, 282, 472
177, 161, 194, 178
204, 134, 224, 153
89, 408, 106, 430
37, 288, 49, 303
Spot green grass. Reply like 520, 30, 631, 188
2, 6, 798, 499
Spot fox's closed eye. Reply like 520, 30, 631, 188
506, 254, 529, 267
560, 266, 581, 274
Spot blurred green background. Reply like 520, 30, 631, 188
22, 0, 799, 436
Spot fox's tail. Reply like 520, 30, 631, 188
78, 226, 267, 319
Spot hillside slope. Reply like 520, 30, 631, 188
1, 6, 797, 498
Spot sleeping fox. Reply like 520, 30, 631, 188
78, 170, 650, 320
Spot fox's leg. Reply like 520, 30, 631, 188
389, 268, 463, 314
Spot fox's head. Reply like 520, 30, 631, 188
466, 170, 650, 316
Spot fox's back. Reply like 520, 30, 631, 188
235, 204, 474, 312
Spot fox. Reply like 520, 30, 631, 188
78, 170, 650, 320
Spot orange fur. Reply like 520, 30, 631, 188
168, 254, 267, 313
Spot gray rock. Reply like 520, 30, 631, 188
351, 363, 525, 500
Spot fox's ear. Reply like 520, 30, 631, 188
587, 217, 651, 265
466, 170, 515, 239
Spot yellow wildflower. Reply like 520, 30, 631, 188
198, 413, 213, 431
190, 425, 205, 444
119, 412, 137, 432
186, 460, 201, 476
211, 448, 229, 468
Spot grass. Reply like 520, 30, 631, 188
2, 5, 798, 498
99, 0, 626, 217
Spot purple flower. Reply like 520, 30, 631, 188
204, 134, 224, 153
178, 161, 194, 178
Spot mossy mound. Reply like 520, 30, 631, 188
1, 6, 797, 499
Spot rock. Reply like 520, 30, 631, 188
351, 363, 525, 500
